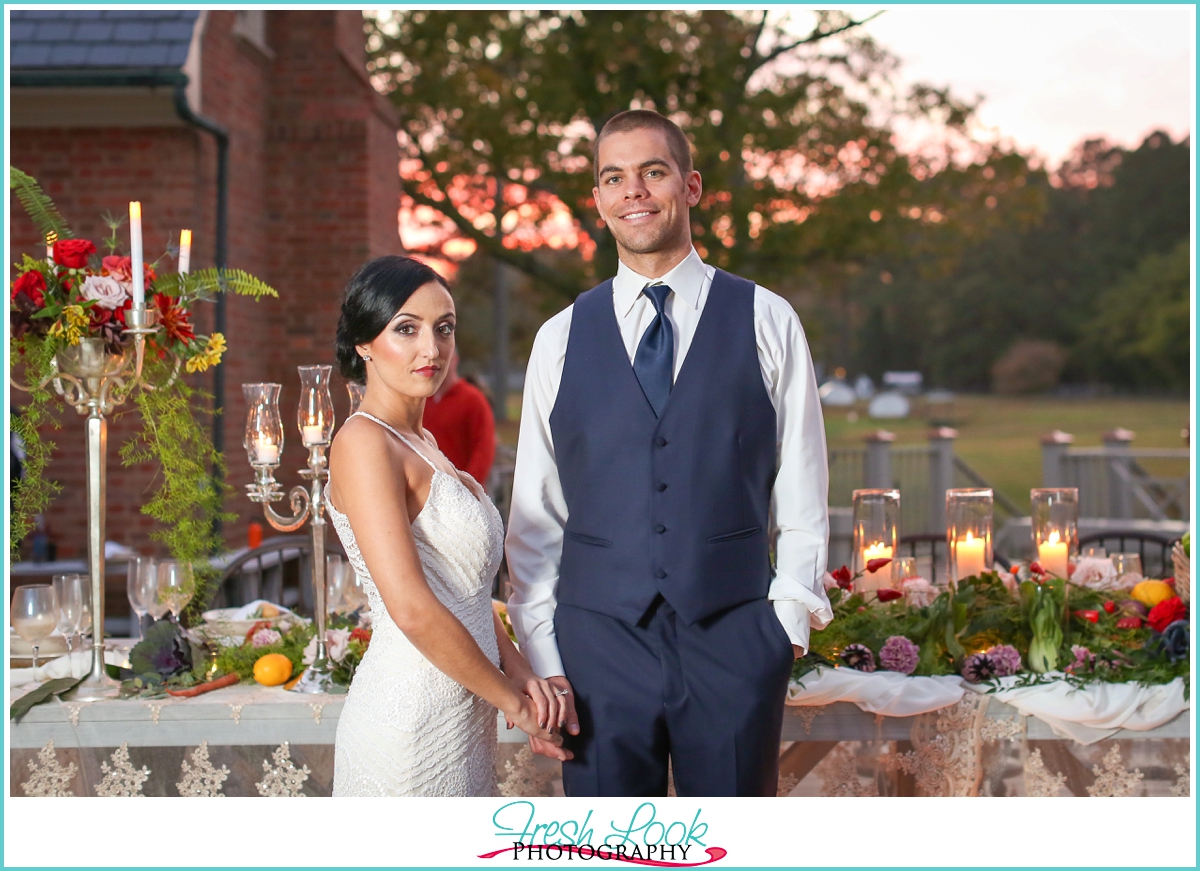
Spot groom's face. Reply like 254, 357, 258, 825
593, 127, 702, 259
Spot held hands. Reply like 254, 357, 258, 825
503, 670, 579, 762
501, 687, 563, 754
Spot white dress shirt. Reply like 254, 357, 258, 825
505, 248, 833, 678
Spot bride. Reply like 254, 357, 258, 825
327, 255, 567, 796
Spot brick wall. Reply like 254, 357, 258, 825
10, 10, 401, 562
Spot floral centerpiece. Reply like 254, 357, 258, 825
799, 559, 1190, 694
9, 168, 277, 615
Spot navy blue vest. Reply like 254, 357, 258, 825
549, 269, 778, 625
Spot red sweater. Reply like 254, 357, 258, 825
423, 379, 496, 485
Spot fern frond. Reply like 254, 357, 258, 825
152, 268, 278, 302
10, 167, 73, 241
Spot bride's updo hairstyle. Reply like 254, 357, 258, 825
335, 256, 451, 384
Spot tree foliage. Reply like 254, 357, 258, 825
367, 10, 1034, 308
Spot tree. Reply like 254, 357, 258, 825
1082, 240, 1190, 390
365, 8, 1033, 315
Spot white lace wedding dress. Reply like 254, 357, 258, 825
327, 411, 505, 796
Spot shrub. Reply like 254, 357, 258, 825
991, 340, 1069, 394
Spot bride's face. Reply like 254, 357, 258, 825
357, 281, 456, 400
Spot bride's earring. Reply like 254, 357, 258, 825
362, 354, 371, 362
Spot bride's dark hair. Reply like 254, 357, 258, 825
335, 256, 451, 384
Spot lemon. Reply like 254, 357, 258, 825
253, 652, 294, 686
1131, 580, 1174, 608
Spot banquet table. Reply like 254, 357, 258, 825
10, 658, 1190, 797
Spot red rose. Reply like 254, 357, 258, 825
11, 270, 46, 308
876, 589, 903, 602
349, 627, 372, 646
1147, 596, 1188, 633
866, 557, 893, 574
102, 254, 156, 288
831, 565, 853, 590
52, 238, 96, 269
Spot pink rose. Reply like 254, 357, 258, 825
80, 274, 128, 310
250, 627, 282, 647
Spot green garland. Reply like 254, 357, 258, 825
797, 572, 1189, 692
9, 336, 62, 559
117, 360, 236, 623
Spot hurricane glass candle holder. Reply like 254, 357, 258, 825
298, 365, 335, 447
243, 383, 283, 467
946, 488, 994, 585
852, 488, 900, 593
1031, 487, 1078, 579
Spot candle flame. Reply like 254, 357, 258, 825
964, 530, 975, 543
45, 231, 57, 246
180, 229, 192, 247
1047, 530, 1061, 545
129, 201, 141, 220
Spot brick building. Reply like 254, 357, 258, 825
10, 10, 402, 559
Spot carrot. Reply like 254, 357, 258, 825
166, 672, 241, 698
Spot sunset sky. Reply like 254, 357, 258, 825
856, 5, 1193, 166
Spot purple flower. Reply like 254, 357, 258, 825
961, 652, 997, 683
1066, 644, 1094, 674
879, 635, 920, 675
251, 627, 282, 647
987, 644, 1022, 677
840, 643, 876, 672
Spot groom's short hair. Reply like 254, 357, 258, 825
593, 110, 694, 185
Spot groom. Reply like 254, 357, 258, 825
506, 109, 832, 796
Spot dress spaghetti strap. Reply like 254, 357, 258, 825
348, 411, 438, 471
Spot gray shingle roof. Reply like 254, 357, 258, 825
10, 10, 199, 70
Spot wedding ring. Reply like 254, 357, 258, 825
555, 689, 571, 697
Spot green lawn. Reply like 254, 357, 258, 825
496, 393, 1190, 512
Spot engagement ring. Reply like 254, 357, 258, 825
555, 689, 571, 697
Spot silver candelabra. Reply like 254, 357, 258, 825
242, 366, 336, 692
12, 306, 174, 701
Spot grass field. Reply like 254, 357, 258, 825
497, 393, 1191, 513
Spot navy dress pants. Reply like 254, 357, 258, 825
554, 596, 794, 797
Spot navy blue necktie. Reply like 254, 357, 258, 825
633, 284, 674, 417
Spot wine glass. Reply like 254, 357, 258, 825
342, 570, 369, 614
52, 574, 84, 676
326, 554, 348, 613
12, 585, 59, 669
77, 578, 93, 651
127, 557, 158, 640
157, 561, 194, 621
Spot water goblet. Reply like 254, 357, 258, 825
73, 574, 92, 652
127, 556, 158, 640
157, 561, 194, 621
12, 585, 60, 669
52, 574, 85, 676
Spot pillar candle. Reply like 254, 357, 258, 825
860, 542, 894, 591
129, 202, 144, 308
954, 531, 987, 580
1038, 530, 1070, 578
253, 436, 279, 465
45, 232, 56, 261
178, 229, 192, 275
302, 424, 324, 446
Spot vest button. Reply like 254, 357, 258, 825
656, 482, 667, 492
655, 569, 667, 579
654, 524, 666, 534
655, 437, 668, 447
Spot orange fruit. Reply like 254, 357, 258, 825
253, 653, 293, 686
